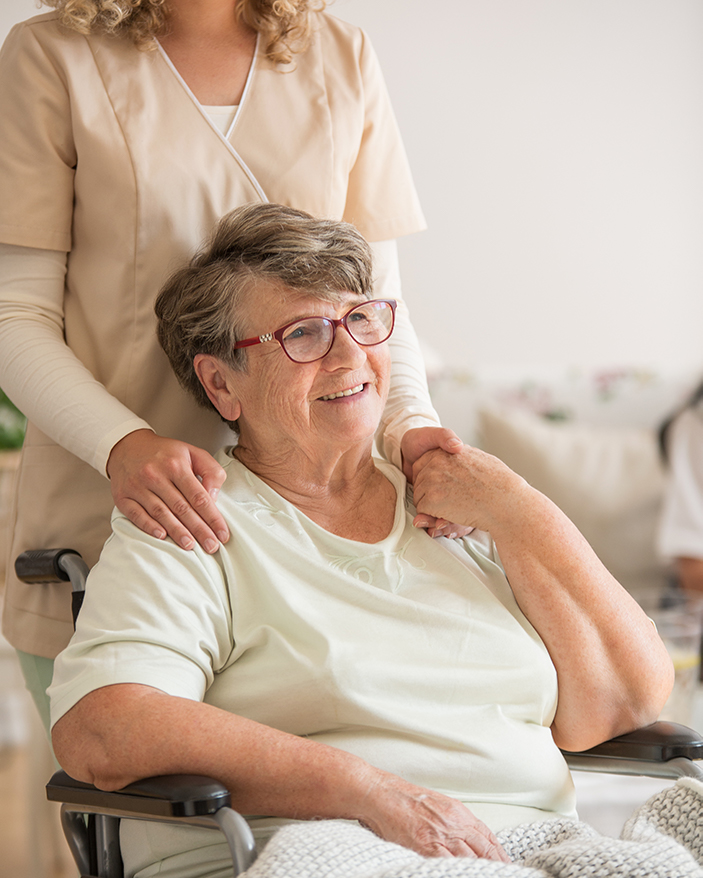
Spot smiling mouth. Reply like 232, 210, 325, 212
319, 383, 365, 401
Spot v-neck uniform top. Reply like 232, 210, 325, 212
0, 12, 425, 657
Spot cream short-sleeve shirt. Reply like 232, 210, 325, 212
50, 453, 576, 876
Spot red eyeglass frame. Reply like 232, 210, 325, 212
232, 298, 397, 363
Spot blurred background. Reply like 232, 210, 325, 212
1, 1, 702, 875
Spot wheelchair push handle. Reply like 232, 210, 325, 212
15, 548, 89, 627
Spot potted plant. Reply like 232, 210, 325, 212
0, 390, 25, 584
0, 390, 25, 452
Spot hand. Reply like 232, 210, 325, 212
107, 429, 229, 553
401, 427, 474, 538
361, 773, 509, 861
412, 445, 529, 535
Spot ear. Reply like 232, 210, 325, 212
193, 355, 242, 422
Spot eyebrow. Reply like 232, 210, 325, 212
278, 296, 367, 326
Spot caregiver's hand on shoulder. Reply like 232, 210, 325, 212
401, 426, 473, 538
412, 444, 530, 535
107, 429, 229, 553
361, 774, 509, 861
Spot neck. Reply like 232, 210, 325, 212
235, 433, 376, 498
234, 438, 397, 542
164, 0, 244, 41
158, 0, 257, 105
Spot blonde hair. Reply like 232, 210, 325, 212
41, 0, 326, 63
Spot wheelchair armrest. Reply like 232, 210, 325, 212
561, 721, 703, 762
47, 770, 231, 818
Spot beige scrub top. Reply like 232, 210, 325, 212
0, 12, 426, 658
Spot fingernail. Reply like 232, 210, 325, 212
205, 539, 218, 554
217, 530, 229, 543
180, 536, 195, 549
209, 488, 220, 499
153, 529, 166, 540
448, 437, 462, 447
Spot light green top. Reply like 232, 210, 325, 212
50, 451, 576, 876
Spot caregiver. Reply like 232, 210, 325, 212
0, 0, 453, 726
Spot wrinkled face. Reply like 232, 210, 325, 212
206, 282, 392, 460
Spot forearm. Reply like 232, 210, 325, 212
0, 243, 151, 473
490, 490, 673, 750
677, 558, 703, 593
371, 241, 439, 469
412, 446, 674, 750
52, 683, 508, 860
52, 685, 379, 820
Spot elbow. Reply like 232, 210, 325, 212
636, 650, 676, 727
554, 653, 676, 754
51, 709, 132, 791
622, 638, 676, 733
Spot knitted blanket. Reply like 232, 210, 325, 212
243, 778, 703, 878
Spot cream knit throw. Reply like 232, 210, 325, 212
243, 778, 703, 878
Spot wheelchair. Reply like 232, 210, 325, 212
16, 548, 703, 878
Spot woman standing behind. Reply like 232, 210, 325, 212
0, 0, 454, 726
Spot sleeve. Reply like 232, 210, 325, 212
341, 29, 426, 243
48, 514, 234, 728
0, 21, 75, 250
657, 407, 703, 560
371, 240, 440, 469
0, 243, 152, 475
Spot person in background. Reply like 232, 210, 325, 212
658, 380, 703, 593
0, 0, 461, 730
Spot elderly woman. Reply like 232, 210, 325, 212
49, 204, 673, 877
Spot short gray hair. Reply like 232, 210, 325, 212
155, 203, 374, 423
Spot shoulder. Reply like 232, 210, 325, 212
313, 11, 366, 48
374, 457, 407, 489
670, 406, 703, 459
0, 11, 98, 83
5, 10, 62, 32
1, 11, 136, 70
2, 12, 76, 53
674, 405, 703, 438
310, 11, 379, 72
214, 449, 279, 513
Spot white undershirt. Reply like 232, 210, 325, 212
202, 104, 238, 136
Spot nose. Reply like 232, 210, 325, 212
323, 321, 367, 369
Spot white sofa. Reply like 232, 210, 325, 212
427, 363, 699, 604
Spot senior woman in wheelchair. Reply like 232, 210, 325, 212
49, 203, 673, 877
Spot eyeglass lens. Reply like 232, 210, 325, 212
281, 300, 394, 363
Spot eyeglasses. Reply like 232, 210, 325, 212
233, 299, 397, 364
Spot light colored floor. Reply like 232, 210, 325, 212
0, 696, 77, 878
0, 742, 77, 878
0, 604, 76, 878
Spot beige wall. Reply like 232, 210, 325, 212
4, 0, 703, 373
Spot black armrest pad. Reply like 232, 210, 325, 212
47, 770, 231, 817
561, 721, 703, 762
